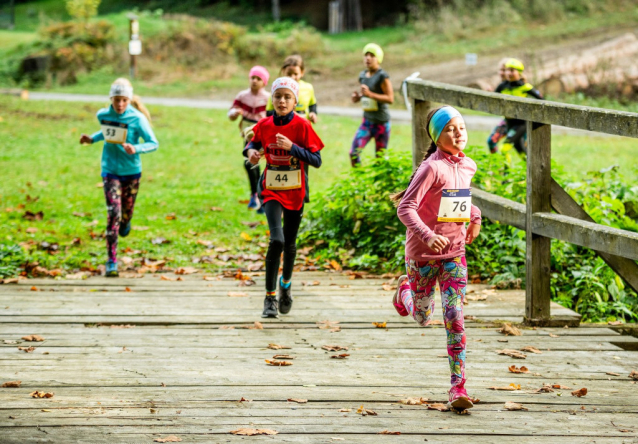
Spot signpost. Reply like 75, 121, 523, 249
128, 14, 140, 80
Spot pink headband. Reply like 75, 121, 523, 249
249, 66, 270, 85
271, 77, 299, 102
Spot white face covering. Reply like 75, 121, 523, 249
109, 84, 133, 99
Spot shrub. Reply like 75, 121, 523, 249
0, 244, 26, 279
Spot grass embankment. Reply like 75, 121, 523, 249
0, 95, 635, 275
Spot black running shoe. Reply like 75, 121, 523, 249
278, 284, 293, 314
262, 296, 278, 318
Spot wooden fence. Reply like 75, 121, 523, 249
406, 79, 638, 326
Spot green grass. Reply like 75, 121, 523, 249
0, 96, 635, 273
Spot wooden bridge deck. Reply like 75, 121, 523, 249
1, 272, 637, 443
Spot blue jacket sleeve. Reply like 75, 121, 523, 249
291, 144, 322, 168
90, 130, 104, 143
133, 116, 159, 154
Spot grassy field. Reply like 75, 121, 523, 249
1, 95, 636, 275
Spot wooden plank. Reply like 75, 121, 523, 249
411, 98, 432, 170
550, 179, 638, 293
526, 122, 553, 325
472, 188, 526, 229
406, 79, 638, 138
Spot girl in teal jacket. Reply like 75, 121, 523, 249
79, 78, 159, 277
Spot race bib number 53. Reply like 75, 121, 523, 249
100, 120, 128, 144
437, 189, 472, 222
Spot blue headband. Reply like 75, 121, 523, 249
428, 106, 463, 143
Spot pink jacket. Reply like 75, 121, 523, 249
397, 149, 481, 261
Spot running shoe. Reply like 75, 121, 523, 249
105, 260, 119, 278
248, 194, 261, 211
392, 275, 410, 316
262, 296, 278, 318
119, 220, 131, 237
278, 280, 293, 314
448, 382, 474, 410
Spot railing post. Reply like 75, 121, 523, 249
525, 121, 552, 325
411, 99, 431, 170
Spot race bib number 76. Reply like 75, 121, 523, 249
437, 189, 472, 222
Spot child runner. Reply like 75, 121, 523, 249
244, 78, 324, 318
494, 58, 543, 160
266, 55, 318, 123
79, 78, 158, 277
350, 43, 394, 167
486, 58, 510, 154
391, 106, 481, 410
229, 66, 270, 212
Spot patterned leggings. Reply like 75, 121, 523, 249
103, 177, 140, 262
487, 120, 507, 154
400, 256, 467, 387
349, 118, 391, 166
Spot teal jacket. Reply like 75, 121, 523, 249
90, 104, 158, 176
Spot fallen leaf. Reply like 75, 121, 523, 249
30, 286, 38, 291
165, 213, 177, 220
503, 401, 527, 411
322, 345, 348, 352
499, 323, 521, 336
496, 349, 527, 359
606, 372, 621, 376
329, 260, 342, 271
18, 346, 35, 353
372, 322, 387, 328
426, 403, 449, 411
21, 335, 44, 342
520, 346, 542, 354
339, 408, 352, 412
30, 391, 53, 398
1, 381, 21, 388
265, 360, 292, 366
160, 275, 177, 281
571, 388, 587, 397
253, 321, 263, 330
273, 354, 293, 360
534, 384, 554, 393
65, 272, 89, 280
629, 370, 638, 381
302, 280, 320, 286
239, 397, 252, 402
267, 344, 291, 350
466, 294, 487, 301
154, 436, 182, 443
230, 429, 277, 436
355, 405, 377, 416
96, 182, 104, 188
330, 354, 350, 359
287, 398, 307, 403
152, 237, 171, 245
399, 397, 429, 405
317, 320, 340, 330
210, 206, 223, 212
240, 232, 252, 242
430, 319, 444, 325
549, 333, 559, 338
489, 383, 521, 391
508, 365, 529, 374
23, 210, 44, 221
175, 267, 199, 275
552, 384, 572, 390
381, 284, 395, 291
227, 291, 248, 297
378, 430, 401, 435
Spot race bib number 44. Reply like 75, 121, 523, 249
265, 166, 302, 191
437, 189, 472, 222
100, 120, 128, 144
361, 96, 378, 112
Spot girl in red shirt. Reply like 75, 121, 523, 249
244, 78, 324, 318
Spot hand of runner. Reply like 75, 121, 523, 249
360, 84, 371, 97
276, 133, 293, 151
426, 234, 450, 253
465, 222, 481, 244
247, 148, 261, 165
308, 112, 318, 124
79, 134, 93, 145
351, 91, 361, 103
122, 143, 136, 155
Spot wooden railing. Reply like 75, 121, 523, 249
406, 79, 638, 326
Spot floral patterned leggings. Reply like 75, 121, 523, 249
103, 177, 140, 262
349, 118, 391, 166
400, 256, 467, 387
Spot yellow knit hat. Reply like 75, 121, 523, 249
362, 43, 384, 64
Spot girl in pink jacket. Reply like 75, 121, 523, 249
391, 106, 481, 410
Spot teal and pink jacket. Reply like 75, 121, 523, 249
397, 149, 482, 261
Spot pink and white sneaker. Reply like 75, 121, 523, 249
392, 275, 410, 317
448, 382, 474, 410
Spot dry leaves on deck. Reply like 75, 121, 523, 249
372, 322, 387, 328
503, 401, 527, 411
489, 383, 521, 391
378, 430, 401, 435
160, 275, 183, 282
230, 429, 278, 436
245, 322, 263, 330
154, 436, 182, 443
21, 335, 44, 342
534, 384, 554, 393
287, 398, 307, 403
499, 323, 522, 336
267, 344, 291, 350
330, 354, 350, 359
430, 319, 444, 325
175, 267, 199, 275
322, 345, 348, 352
1, 381, 21, 388
273, 354, 293, 360
317, 320, 340, 332
426, 403, 449, 412
571, 388, 588, 397
520, 346, 542, 354
356, 405, 377, 416
227, 292, 248, 297
18, 346, 35, 353
265, 360, 292, 366
629, 370, 638, 380
30, 391, 53, 398
399, 397, 429, 405
302, 280, 321, 286
496, 349, 527, 359
508, 365, 529, 374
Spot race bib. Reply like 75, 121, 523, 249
361, 97, 378, 112
265, 165, 302, 191
437, 189, 472, 222
101, 120, 128, 144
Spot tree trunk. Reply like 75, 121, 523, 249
272, 0, 280, 22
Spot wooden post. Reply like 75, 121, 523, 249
272, 0, 281, 22
411, 99, 431, 171
525, 121, 552, 324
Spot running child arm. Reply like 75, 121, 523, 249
361, 78, 394, 104
89, 130, 104, 143
290, 144, 321, 168
528, 88, 543, 99
396, 163, 437, 244
132, 117, 159, 154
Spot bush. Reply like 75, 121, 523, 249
235, 22, 324, 63
0, 244, 26, 279
300, 147, 638, 322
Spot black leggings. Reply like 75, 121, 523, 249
243, 159, 261, 195
263, 200, 303, 292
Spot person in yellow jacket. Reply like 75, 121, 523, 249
266, 55, 317, 123
493, 58, 543, 160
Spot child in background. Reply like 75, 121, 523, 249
486, 58, 510, 154
350, 43, 394, 167
266, 55, 317, 123
245, 78, 324, 318
229, 66, 270, 212
391, 106, 481, 410
494, 58, 543, 160
79, 78, 158, 277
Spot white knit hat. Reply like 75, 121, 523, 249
109, 83, 133, 99
271, 77, 299, 103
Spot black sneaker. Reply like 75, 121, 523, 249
262, 296, 278, 318
278, 283, 293, 314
